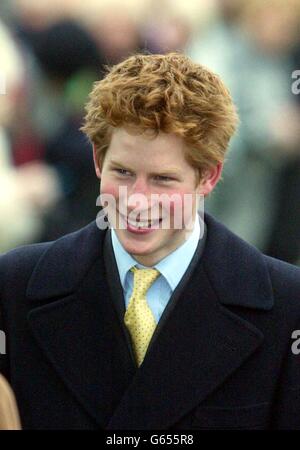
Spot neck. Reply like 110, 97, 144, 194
131, 218, 197, 267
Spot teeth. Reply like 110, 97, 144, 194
128, 220, 150, 228
127, 218, 160, 228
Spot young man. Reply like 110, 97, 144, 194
0, 53, 300, 430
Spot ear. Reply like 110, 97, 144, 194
92, 145, 102, 179
197, 163, 223, 196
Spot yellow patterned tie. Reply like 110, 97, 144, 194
124, 266, 160, 367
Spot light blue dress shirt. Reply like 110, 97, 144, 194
111, 216, 201, 323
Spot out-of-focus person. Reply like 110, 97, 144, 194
266, 39, 300, 264
187, 0, 300, 256
141, 0, 217, 54
0, 20, 60, 253
27, 20, 105, 240
86, 6, 143, 64
0, 374, 21, 430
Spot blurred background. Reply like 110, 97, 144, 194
0, 0, 299, 265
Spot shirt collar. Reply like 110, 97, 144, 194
111, 214, 201, 291
111, 229, 138, 288
155, 217, 200, 290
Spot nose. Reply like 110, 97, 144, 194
127, 176, 151, 215
130, 176, 149, 196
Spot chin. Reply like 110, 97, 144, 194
123, 241, 157, 257
117, 232, 154, 254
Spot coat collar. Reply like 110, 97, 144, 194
27, 222, 137, 427
26, 221, 102, 301
26, 214, 273, 429
203, 214, 273, 311
107, 262, 265, 429
27, 214, 273, 311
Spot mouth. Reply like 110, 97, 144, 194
127, 217, 162, 229
118, 212, 163, 231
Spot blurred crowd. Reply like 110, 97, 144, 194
0, 0, 300, 265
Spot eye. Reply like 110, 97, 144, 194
154, 175, 174, 182
114, 168, 132, 176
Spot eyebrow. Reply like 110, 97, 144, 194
109, 160, 181, 177
109, 160, 128, 168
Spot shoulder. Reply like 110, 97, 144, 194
204, 213, 300, 314
0, 242, 51, 285
0, 221, 103, 290
263, 255, 300, 311
264, 254, 300, 287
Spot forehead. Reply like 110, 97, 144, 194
107, 127, 187, 163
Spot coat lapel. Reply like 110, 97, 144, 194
107, 214, 273, 429
26, 222, 136, 427
26, 214, 274, 430
103, 229, 137, 367
106, 262, 264, 429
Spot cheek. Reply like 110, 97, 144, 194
100, 180, 120, 200
161, 189, 190, 215
160, 188, 197, 229
99, 180, 122, 216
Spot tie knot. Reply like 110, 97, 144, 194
130, 266, 160, 296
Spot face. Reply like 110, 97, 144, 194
94, 127, 222, 266
245, 5, 298, 54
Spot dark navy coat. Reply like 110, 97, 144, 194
1, 214, 300, 429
